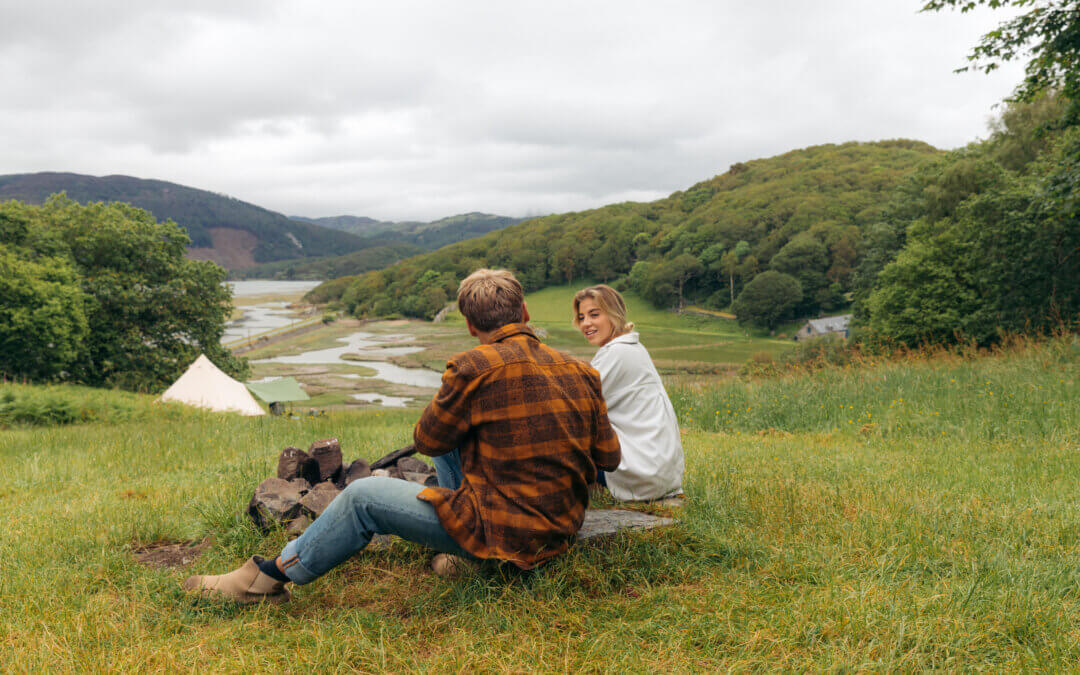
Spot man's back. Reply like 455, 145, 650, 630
414, 323, 621, 568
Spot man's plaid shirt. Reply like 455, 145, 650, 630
414, 323, 621, 568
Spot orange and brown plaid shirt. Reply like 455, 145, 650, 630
414, 323, 621, 568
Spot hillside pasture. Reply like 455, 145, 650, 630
1, 338, 1078, 669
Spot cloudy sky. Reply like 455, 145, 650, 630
1, 1, 1025, 221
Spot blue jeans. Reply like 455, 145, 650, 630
278, 450, 473, 585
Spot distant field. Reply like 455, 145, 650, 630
450, 282, 794, 369
3, 337, 1078, 669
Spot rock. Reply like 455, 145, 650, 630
248, 477, 305, 532
289, 478, 311, 494
397, 456, 433, 474
577, 509, 675, 541
370, 444, 417, 470
403, 471, 439, 487
286, 515, 312, 537
386, 465, 405, 480
277, 446, 320, 485
299, 481, 342, 518
341, 458, 372, 487
371, 469, 392, 478
308, 438, 343, 483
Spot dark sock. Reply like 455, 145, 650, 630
258, 556, 290, 583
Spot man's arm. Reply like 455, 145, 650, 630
414, 359, 473, 457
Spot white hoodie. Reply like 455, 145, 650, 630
591, 332, 684, 501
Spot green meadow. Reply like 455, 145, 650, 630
2, 336, 1078, 670
459, 283, 796, 370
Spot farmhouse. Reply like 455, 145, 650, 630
793, 314, 852, 341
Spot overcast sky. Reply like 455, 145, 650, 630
1, 1, 1025, 221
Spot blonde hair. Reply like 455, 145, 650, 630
572, 285, 634, 335
457, 268, 525, 331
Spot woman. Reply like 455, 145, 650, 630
573, 285, 684, 501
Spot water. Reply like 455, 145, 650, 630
228, 280, 322, 297
223, 280, 323, 343
222, 302, 301, 343
351, 393, 414, 408
252, 332, 443, 389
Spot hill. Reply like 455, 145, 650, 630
295, 211, 524, 249
231, 241, 425, 281
312, 140, 943, 320
241, 212, 525, 280
291, 214, 393, 236
0, 172, 370, 269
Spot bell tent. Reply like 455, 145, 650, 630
160, 354, 266, 416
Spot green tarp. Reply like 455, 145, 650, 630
245, 377, 310, 403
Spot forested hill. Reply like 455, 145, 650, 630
0, 172, 370, 269
313, 140, 942, 320
294, 212, 525, 250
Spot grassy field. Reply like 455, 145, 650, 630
2, 337, 1078, 669
453, 283, 796, 371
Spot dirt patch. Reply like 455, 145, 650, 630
132, 537, 212, 568
187, 227, 258, 269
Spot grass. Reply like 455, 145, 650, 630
2, 336, 1079, 669
453, 282, 794, 368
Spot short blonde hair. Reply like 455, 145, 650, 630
572, 284, 634, 334
457, 268, 525, 331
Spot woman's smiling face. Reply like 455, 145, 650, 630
577, 297, 617, 347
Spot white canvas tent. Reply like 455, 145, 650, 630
160, 354, 266, 416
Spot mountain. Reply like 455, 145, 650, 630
0, 172, 370, 269
294, 212, 525, 250
312, 140, 944, 321
231, 241, 425, 281
290, 214, 394, 236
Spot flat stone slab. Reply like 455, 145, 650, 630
578, 509, 675, 540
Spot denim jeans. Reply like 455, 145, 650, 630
278, 449, 473, 585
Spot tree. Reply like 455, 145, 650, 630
732, 271, 803, 330
631, 231, 653, 260
589, 239, 623, 281
669, 253, 703, 308
699, 243, 727, 283
924, 0, 1080, 121
770, 234, 830, 312
27, 196, 246, 391
720, 251, 740, 305
863, 130, 1080, 346
0, 246, 88, 380
863, 221, 982, 345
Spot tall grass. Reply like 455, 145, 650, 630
671, 335, 1080, 443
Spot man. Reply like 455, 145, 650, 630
184, 268, 621, 603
